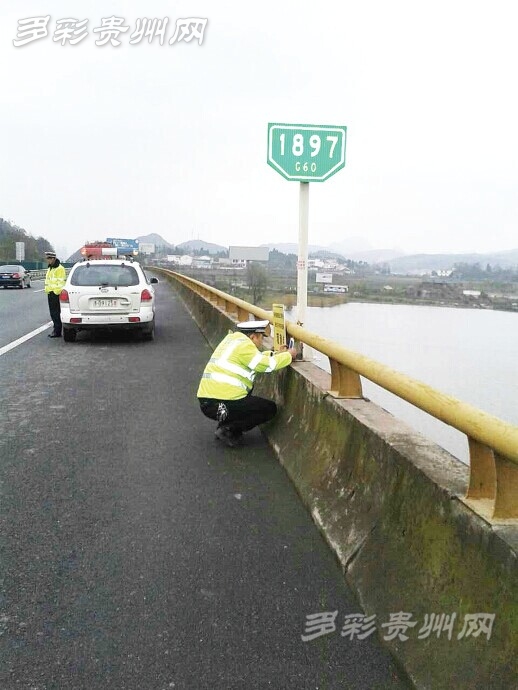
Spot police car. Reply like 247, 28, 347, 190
59, 258, 158, 342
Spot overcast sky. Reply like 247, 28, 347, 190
2, 0, 518, 259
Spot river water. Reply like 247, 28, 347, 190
286, 303, 518, 464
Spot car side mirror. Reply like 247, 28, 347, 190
150, 277, 159, 284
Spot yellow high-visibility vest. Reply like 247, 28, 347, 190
44, 263, 66, 295
197, 332, 292, 400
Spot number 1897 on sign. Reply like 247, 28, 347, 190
267, 123, 347, 183
279, 133, 338, 159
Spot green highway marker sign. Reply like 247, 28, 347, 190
267, 123, 347, 182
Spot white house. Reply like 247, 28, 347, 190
193, 255, 213, 269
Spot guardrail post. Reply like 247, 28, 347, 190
493, 454, 518, 519
328, 358, 363, 398
225, 301, 239, 319
466, 439, 518, 519
466, 438, 496, 501
237, 307, 250, 322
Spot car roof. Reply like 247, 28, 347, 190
72, 260, 142, 267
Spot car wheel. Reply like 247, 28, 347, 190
19, 282, 23, 289
142, 323, 155, 341
27, 280, 31, 288
63, 328, 76, 342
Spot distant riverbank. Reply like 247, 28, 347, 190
255, 290, 517, 313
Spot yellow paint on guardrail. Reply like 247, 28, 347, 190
154, 268, 518, 519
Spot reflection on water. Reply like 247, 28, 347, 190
287, 303, 518, 464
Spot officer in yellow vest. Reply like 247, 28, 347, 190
44, 251, 67, 338
197, 320, 297, 447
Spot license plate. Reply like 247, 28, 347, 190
93, 299, 118, 308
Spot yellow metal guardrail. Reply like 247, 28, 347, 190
156, 268, 518, 521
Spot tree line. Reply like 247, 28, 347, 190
0, 217, 54, 262
450, 262, 518, 282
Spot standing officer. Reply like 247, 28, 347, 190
44, 251, 66, 338
197, 320, 297, 447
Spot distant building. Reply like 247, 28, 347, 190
324, 284, 348, 293
229, 246, 269, 262
463, 290, 481, 298
192, 255, 213, 269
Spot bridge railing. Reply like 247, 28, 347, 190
156, 268, 518, 521
29, 268, 72, 281
28, 270, 47, 280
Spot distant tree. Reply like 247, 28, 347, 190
268, 249, 296, 269
246, 262, 268, 304
0, 217, 54, 261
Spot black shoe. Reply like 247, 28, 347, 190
48, 333, 61, 338
214, 427, 242, 447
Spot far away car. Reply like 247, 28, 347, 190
0, 265, 32, 289
59, 259, 159, 342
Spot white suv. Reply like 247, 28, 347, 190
60, 259, 158, 342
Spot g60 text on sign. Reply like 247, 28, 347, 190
267, 123, 347, 182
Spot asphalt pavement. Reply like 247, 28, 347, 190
0, 280, 51, 348
0, 277, 411, 690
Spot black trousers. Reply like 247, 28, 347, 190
198, 395, 277, 434
47, 292, 62, 335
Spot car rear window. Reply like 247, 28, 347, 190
0, 265, 22, 271
71, 265, 140, 287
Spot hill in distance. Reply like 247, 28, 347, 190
388, 248, 518, 272
263, 242, 405, 264
0, 217, 54, 262
176, 239, 228, 255
262, 243, 327, 255
136, 233, 175, 249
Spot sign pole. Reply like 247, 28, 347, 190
297, 182, 309, 356
267, 122, 347, 359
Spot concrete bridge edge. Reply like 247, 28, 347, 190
167, 274, 518, 690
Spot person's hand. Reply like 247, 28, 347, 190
278, 345, 297, 360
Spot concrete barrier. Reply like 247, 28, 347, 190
167, 272, 518, 690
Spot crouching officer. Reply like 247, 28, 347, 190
44, 251, 66, 338
197, 320, 297, 447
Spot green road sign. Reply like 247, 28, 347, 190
267, 123, 347, 182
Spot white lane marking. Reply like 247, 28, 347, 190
34, 289, 45, 292
0, 322, 53, 357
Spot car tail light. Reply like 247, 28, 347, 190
141, 289, 152, 302
70, 318, 82, 323
12, 273, 20, 279
59, 289, 70, 303
129, 316, 141, 322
